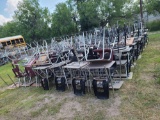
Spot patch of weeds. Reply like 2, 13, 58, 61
74, 115, 85, 120
74, 112, 105, 120
19, 97, 44, 110
47, 103, 61, 115
138, 93, 158, 108
30, 105, 47, 117
0, 88, 45, 116
154, 64, 160, 84
0, 108, 10, 115
0, 63, 16, 87
92, 111, 105, 120
30, 98, 64, 117
156, 78, 160, 84
47, 98, 66, 115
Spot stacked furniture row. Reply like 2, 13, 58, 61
11, 22, 148, 99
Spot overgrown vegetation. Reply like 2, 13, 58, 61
0, 63, 15, 87
0, 31, 160, 119
146, 20, 160, 31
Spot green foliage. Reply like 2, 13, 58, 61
0, 21, 20, 38
123, 0, 140, 22
0, 0, 135, 41
154, 57, 160, 84
78, 0, 100, 31
14, 0, 51, 42
0, 63, 15, 87
144, 0, 160, 15
51, 3, 77, 37
0, 0, 152, 42
146, 20, 160, 31
70, 0, 129, 30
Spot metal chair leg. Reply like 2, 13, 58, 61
23, 77, 26, 87
18, 78, 21, 86
35, 76, 38, 87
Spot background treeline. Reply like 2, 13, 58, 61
0, 0, 159, 43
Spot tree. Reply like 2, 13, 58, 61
67, 0, 101, 31
51, 3, 77, 37
98, 0, 129, 26
0, 0, 145, 41
121, 0, 140, 23
144, 0, 160, 15
68, 0, 129, 30
78, 0, 100, 31
14, 0, 51, 42
39, 7, 52, 41
0, 21, 20, 38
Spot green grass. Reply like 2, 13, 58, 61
0, 31, 160, 120
118, 31, 160, 120
0, 61, 26, 87
0, 63, 15, 87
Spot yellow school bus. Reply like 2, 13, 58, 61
0, 35, 26, 49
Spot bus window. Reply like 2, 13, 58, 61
0, 35, 26, 48
7, 41, 11, 45
1, 42, 7, 47
16, 39, 20, 44
20, 38, 24, 43
11, 40, 16, 45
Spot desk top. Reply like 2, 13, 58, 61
49, 60, 71, 69
139, 36, 144, 38
126, 37, 134, 45
33, 65, 50, 70
131, 42, 137, 46
33, 60, 71, 70
85, 61, 115, 69
63, 61, 89, 69
116, 60, 127, 65
114, 46, 132, 52
134, 37, 142, 42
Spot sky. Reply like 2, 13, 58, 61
0, 0, 67, 25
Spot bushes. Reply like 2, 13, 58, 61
146, 20, 160, 31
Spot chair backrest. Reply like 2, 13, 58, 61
26, 56, 38, 67
11, 59, 19, 68
37, 54, 47, 64
93, 48, 113, 61
25, 67, 36, 77
12, 67, 23, 78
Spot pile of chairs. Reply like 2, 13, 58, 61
10, 21, 149, 99
0, 49, 9, 66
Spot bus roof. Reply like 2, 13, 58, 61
0, 35, 24, 43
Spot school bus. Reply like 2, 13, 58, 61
0, 35, 26, 49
